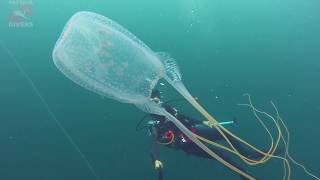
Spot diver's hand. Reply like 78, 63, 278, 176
154, 160, 163, 169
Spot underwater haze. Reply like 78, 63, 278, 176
0, 0, 320, 180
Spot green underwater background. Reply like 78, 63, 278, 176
0, 0, 320, 179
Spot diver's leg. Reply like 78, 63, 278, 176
225, 133, 253, 158
182, 144, 256, 179
195, 124, 260, 158
195, 122, 263, 158
223, 132, 283, 160
206, 128, 254, 158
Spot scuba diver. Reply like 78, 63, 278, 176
137, 90, 280, 180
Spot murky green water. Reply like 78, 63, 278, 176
0, 0, 319, 179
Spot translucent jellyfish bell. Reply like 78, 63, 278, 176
52, 11, 258, 180
52, 11, 165, 105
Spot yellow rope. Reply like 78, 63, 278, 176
158, 133, 175, 145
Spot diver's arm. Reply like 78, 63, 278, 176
150, 153, 163, 180
150, 126, 163, 180
150, 126, 160, 161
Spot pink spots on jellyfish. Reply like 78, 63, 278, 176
97, 41, 112, 62
98, 29, 109, 35
97, 40, 113, 63
96, 29, 113, 64
105, 59, 115, 68
97, 29, 112, 48
115, 67, 124, 76
114, 61, 128, 77
100, 40, 110, 48
102, 59, 115, 74
97, 48, 110, 60
98, 29, 111, 48
83, 59, 96, 74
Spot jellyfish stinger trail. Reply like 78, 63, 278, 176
0, 40, 102, 180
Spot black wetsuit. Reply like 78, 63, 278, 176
149, 104, 259, 180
